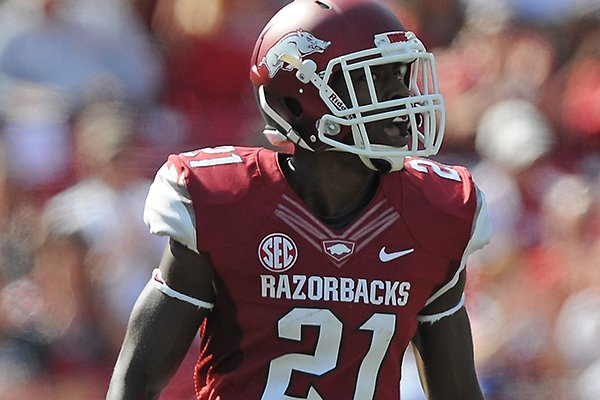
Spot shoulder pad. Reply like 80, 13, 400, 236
168, 146, 284, 251
387, 158, 479, 259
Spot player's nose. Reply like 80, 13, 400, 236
379, 73, 410, 101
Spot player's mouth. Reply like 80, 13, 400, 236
380, 115, 410, 147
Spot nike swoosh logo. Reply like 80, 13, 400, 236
379, 247, 414, 262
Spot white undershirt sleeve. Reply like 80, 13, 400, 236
143, 162, 199, 253
151, 268, 214, 309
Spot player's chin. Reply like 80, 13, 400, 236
379, 136, 409, 148
367, 122, 410, 148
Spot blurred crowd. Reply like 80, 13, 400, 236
0, 0, 598, 399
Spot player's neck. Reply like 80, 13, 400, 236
281, 151, 380, 226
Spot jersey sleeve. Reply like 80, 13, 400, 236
143, 156, 198, 253
418, 185, 492, 321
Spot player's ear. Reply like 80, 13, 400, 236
283, 97, 304, 118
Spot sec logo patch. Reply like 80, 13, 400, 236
258, 233, 298, 272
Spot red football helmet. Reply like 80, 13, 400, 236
250, 0, 445, 171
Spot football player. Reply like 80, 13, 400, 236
107, 0, 491, 399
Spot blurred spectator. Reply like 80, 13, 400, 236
0, 83, 72, 201
435, 10, 557, 152
30, 101, 165, 398
0, 142, 49, 400
464, 97, 565, 399
560, 16, 600, 146
0, 0, 163, 202
398, 0, 466, 49
40, 101, 164, 347
145, 0, 277, 149
0, 0, 162, 107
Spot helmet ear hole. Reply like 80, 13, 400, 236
283, 97, 304, 118
315, 1, 332, 10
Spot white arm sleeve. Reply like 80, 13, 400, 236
420, 186, 492, 311
143, 162, 199, 253
417, 294, 465, 324
151, 268, 213, 309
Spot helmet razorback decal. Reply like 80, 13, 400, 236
260, 30, 331, 78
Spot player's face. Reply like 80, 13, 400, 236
332, 62, 412, 148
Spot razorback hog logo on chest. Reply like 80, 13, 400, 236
323, 240, 355, 263
261, 30, 331, 78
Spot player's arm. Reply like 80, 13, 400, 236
411, 183, 490, 398
410, 269, 484, 400
106, 239, 215, 400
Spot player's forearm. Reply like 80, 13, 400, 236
106, 337, 170, 400
412, 340, 484, 400
106, 284, 201, 399
424, 385, 484, 400
106, 370, 163, 400
107, 336, 188, 400
412, 309, 485, 400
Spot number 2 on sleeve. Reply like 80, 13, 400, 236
189, 146, 243, 168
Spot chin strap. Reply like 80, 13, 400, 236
359, 154, 406, 172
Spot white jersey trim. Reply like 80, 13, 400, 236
417, 294, 465, 324
151, 268, 214, 310
143, 162, 199, 253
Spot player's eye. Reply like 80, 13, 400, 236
353, 69, 374, 82
394, 64, 408, 80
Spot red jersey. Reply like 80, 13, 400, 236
144, 146, 491, 400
